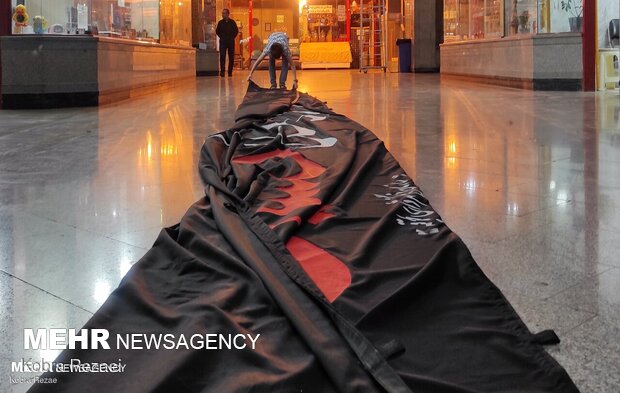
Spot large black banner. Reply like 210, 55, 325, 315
28, 83, 579, 392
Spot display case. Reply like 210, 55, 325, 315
443, 0, 584, 42
3, 0, 196, 108
484, 0, 501, 37
193, 0, 217, 50
444, 0, 457, 40
10, 0, 191, 46
193, 0, 218, 75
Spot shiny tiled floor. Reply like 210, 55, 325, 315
1, 71, 619, 392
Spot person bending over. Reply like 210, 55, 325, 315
247, 32, 298, 90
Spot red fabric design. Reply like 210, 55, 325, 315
234, 148, 349, 301
308, 209, 335, 225
234, 149, 324, 223
285, 236, 351, 302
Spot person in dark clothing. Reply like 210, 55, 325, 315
215, 9, 238, 77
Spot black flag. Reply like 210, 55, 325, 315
28, 82, 580, 393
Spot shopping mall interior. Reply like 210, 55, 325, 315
1, 0, 619, 392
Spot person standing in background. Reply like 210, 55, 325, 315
216, 9, 238, 77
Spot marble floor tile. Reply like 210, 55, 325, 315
0, 272, 93, 393
548, 267, 620, 322
501, 291, 596, 336
521, 205, 620, 267
462, 233, 614, 300
0, 214, 144, 313
547, 315, 620, 393
439, 210, 555, 243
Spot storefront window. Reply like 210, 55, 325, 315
506, 0, 537, 35
159, 0, 192, 46
457, 0, 470, 39
220, 0, 350, 67
444, 0, 457, 39
10, 0, 192, 46
444, 0, 589, 41
403, 0, 414, 40
471, 0, 485, 38
444, 0, 585, 40
300, 0, 348, 42
12, 0, 90, 35
485, 0, 501, 36
444, 0, 501, 41
537, 0, 550, 33
192, 0, 217, 49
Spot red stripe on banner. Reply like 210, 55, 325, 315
235, 149, 350, 301
234, 149, 326, 225
286, 236, 351, 302
308, 209, 335, 225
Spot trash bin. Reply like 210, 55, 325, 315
396, 39, 412, 73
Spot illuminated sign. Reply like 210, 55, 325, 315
308, 5, 333, 14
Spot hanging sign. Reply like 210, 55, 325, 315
308, 5, 333, 14
337, 5, 345, 21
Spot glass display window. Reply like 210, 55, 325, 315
193, 0, 217, 49
444, 0, 583, 41
471, 0, 485, 38
443, 0, 555, 42
9, 0, 192, 46
11, 0, 83, 35
445, 0, 503, 42
403, 0, 414, 40
506, 0, 537, 35
444, 0, 458, 40
159, 0, 192, 46
484, 0, 501, 37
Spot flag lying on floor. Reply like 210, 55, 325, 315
29, 82, 579, 393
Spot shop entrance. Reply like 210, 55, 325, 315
221, 0, 406, 71
215, 0, 421, 72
